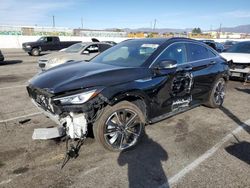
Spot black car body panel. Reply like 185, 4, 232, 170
22, 36, 80, 54
28, 38, 229, 123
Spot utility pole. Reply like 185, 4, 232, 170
153, 19, 157, 31
219, 23, 222, 39
81, 17, 83, 29
52, 15, 55, 27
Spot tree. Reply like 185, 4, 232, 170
192, 27, 202, 34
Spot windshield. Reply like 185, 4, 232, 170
91, 40, 162, 67
64, 43, 87, 53
226, 42, 250, 53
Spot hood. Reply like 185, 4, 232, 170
39, 52, 67, 61
39, 52, 89, 62
221, 53, 250, 64
23, 41, 40, 46
29, 62, 151, 94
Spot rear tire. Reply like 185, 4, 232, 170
93, 101, 145, 152
205, 78, 226, 108
31, 48, 40, 56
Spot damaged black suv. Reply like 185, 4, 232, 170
27, 38, 229, 151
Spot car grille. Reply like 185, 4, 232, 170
27, 86, 54, 114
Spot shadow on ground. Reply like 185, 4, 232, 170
118, 134, 169, 188
225, 141, 250, 165
0, 60, 22, 65
219, 106, 250, 134
220, 106, 250, 165
235, 88, 250, 94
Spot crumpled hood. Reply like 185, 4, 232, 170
221, 53, 250, 64
29, 62, 151, 94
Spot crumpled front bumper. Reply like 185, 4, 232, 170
27, 86, 89, 139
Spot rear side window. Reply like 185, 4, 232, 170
187, 43, 210, 61
99, 44, 111, 52
47, 37, 53, 42
155, 43, 187, 65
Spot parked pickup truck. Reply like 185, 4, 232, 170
22, 36, 81, 56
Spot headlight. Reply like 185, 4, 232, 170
26, 45, 31, 48
53, 89, 99, 105
49, 58, 58, 64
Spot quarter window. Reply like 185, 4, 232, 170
155, 43, 187, 65
187, 43, 210, 61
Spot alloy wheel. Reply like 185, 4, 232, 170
104, 109, 143, 150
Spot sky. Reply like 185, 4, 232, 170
1, 0, 250, 30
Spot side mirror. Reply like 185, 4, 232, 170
83, 50, 90, 55
157, 59, 177, 69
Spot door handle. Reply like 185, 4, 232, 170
209, 61, 216, 65
184, 66, 193, 71
176, 66, 192, 72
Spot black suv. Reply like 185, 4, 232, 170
27, 38, 229, 151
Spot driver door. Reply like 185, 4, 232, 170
151, 42, 195, 117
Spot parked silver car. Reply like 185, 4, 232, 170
38, 42, 112, 70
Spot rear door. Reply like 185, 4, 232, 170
185, 42, 219, 104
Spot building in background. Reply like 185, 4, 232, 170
74, 29, 127, 38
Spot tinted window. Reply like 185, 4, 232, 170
47, 37, 53, 42
226, 42, 250, 53
208, 49, 217, 58
187, 43, 210, 61
99, 44, 111, 52
156, 43, 187, 65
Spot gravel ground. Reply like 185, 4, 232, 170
0, 49, 249, 188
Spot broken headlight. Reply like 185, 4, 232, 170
54, 90, 99, 105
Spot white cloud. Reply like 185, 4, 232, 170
223, 10, 250, 18
0, 0, 76, 26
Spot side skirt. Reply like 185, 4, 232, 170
149, 104, 200, 124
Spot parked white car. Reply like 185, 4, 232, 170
220, 41, 250, 81
38, 42, 112, 71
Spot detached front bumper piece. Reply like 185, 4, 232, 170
32, 127, 65, 140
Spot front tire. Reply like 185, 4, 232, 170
31, 48, 40, 56
206, 78, 226, 108
93, 101, 145, 152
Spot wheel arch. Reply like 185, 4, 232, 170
108, 91, 151, 123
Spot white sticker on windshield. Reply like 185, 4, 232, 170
141, 44, 159, 49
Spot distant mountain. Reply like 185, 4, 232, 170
123, 28, 193, 34
218, 24, 250, 33
107, 24, 250, 34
